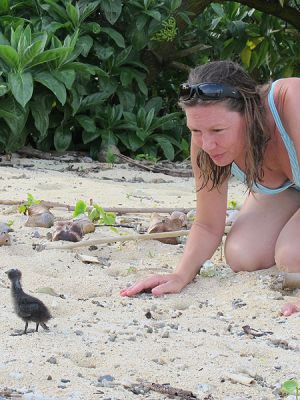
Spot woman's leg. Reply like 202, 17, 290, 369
225, 189, 300, 272
275, 207, 300, 316
275, 208, 300, 272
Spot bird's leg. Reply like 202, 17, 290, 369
36, 323, 39, 332
41, 322, 49, 331
24, 321, 28, 334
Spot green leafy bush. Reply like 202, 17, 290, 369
0, 0, 298, 159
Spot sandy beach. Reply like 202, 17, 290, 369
0, 155, 299, 400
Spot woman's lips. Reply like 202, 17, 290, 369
210, 152, 225, 161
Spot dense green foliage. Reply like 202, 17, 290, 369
0, 0, 299, 160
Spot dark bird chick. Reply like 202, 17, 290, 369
6, 269, 52, 334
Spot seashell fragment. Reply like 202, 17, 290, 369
227, 372, 255, 386
76, 254, 100, 264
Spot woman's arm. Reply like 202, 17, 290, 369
277, 78, 300, 164
120, 140, 228, 297
174, 140, 228, 286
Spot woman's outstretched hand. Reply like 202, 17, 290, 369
120, 273, 186, 297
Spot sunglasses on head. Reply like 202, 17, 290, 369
179, 82, 242, 101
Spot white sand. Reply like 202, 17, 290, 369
0, 156, 299, 400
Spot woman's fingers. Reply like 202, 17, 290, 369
151, 280, 181, 296
281, 302, 300, 316
120, 275, 165, 297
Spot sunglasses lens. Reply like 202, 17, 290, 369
198, 83, 221, 98
179, 83, 241, 101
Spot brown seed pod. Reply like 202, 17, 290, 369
52, 222, 83, 242
0, 232, 11, 246
27, 204, 51, 216
25, 212, 55, 228
73, 216, 95, 234
147, 212, 186, 245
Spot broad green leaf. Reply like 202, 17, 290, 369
120, 70, 133, 87
101, 27, 125, 48
70, 87, 81, 115
30, 95, 52, 142
240, 46, 252, 67
35, 72, 66, 105
115, 46, 132, 67
54, 125, 72, 151
80, 1, 102, 22
66, 2, 80, 27
145, 108, 155, 131
43, 0, 69, 21
0, 0, 9, 14
0, 96, 29, 150
0, 32, 10, 46
8, 72, 33, 107
82, 129, 101, 144
280, 379, 299, 394
76, 115, 97, 132
10, 25, 23, 50
79, 83, 118, 111
144, 10, 161, 21
145, 97, 162, 114
21, 38, 47, 67
0, 83, 8, 96
136, 14, 147, 31
28, 47, 71, 68
73, 200, 87, 217
211, 3, 224, 17
134, 74, 148, 96
77, 35, 93, 57
170, 0, 182, 11
117, 90, 135, 111
17, 25, 32, 57
82, 22, 101, 34
101, 0, 122, 25
154, 136, 175, 160
61, 62, 107, 76
0, 45, 19, 69
52, 69, 75, 90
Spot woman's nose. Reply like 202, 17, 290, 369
201, 134, 216, 152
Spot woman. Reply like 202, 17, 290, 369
120, 61, 300, 316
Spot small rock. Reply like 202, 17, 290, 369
47, 356, 57, 364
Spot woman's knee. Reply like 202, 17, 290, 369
224, 238, 262, 272
275, 244, 300, 273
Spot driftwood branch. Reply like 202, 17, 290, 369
37, 230, 190, 251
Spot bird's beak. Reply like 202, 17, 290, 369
5, 270, 9, 274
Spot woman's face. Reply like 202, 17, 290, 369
185, 103, 246, 166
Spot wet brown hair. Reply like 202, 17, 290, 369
179, 60, 270, 191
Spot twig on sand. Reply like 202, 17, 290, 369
124, 381, 204, 399
0, 388, 23, 398
35, 230, 190, 251
115, 153, 193, 177
0, 199, 194, 214
272, 272, 300, 289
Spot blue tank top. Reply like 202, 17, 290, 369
231, 80, 300, 194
